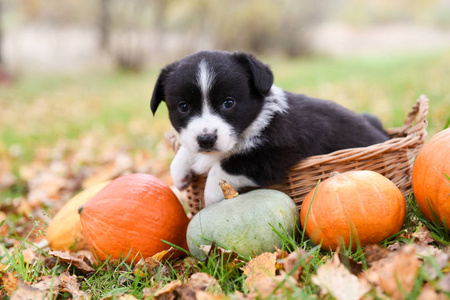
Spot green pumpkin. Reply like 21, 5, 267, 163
186, 181, 299, 258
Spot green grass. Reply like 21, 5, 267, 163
1, 51, 450, 298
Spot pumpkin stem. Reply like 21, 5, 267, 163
219, 180, 239, 199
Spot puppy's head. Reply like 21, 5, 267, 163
150, 51, 274, 154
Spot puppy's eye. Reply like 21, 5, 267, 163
223, 98, 235, 110
178, 102, 189, 113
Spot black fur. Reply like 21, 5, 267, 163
151, 51, 389, 188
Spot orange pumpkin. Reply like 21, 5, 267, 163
412, 128, 450, 227
79, 173, 189, 262
300, 170, 405, 251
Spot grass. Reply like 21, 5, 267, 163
1, 50, 450, 298
1, 193, 449, 298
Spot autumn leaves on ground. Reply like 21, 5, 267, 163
1, 52, 450, 299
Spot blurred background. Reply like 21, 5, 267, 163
1, 0, 450, 73
0, 0, 449, 221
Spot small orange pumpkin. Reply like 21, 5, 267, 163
300, 170, 405, 251
412, 128, 450, 227
79, 173, 189, 262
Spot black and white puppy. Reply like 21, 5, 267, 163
150, 51, 389, 206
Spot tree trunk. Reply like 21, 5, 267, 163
0, 0, 3, 64
99, 0, 111, 52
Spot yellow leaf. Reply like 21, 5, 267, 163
152, 249, 169, 261
243, 252, 276, 290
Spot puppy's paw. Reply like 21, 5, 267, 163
170, 146, 193, 191
204, 183, 225, 206
172, 171, 192, 191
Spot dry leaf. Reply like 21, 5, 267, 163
0, 271, 18, 295
415, 245, 450, 280
412, 226, 435, 245
248, 274, 297, 299
364, 244, 390, 266
200, 244, 239, 263
153, 279, 183, 297
418, 283, 448, 300
31, 274, 62, 294
152, 249, 170, 261
48, 250, 95, 273
22, 247, 38, 264
338, 252, 363, 275
189, 272, 222, 294
29, 270, 89, 299
10, 280, 46, 300
151, 273, 222, 299
195, 290, 227, 300
114, 295, 139, 300
363, 244, 420, 300
0, 211, 8, 236
134, 256, 172, 278
278, 248, 310, 280
58, 270, 91, 299
438, 273, 450, 293
312, 252, 370, 300
387, 241, 402, 252
171, 257, 200, 276
243, 252, 277, 290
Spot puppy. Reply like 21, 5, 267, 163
150, 51, 389, 206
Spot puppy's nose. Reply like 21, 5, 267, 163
197, 133, 217, 149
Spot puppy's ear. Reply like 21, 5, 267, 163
233, 52, 274, 95
150, 62, 178, 115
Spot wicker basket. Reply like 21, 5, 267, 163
167, 96, 429, 215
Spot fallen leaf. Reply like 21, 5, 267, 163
31, 274, 62, 294
243, 252, 277, 290
438, 273, 450, 293
152, 249, 170, 261
151, 273, 222, 300
134, 256, 171, 278
48, 250, 95, 273
58, 270, 91, 299
153, 279, 183, 298
171, 257, 200, 276
10, 280, 46, 300
248, 274, 297, 299
278, 247, 310, 280
364, 244, 390, 266
28, 270, 89, 299
189, 272, 222, 294
0, 271, 18, 295
363, 244, 420, 300
195, 290, 227, 300
413, 226, 434, 245
387, 241, 402, 252
118, 295, 139, 300
200, 244, 239, 263
338, 252, 363, 275
273, 246, 289, 260
312, 252, 370, 300
0, 211, 9, 236
22, 247, 38, 264
415, 245, 450, 280
419, 283, 448, 300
